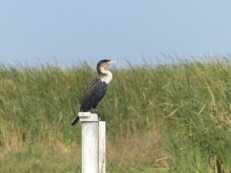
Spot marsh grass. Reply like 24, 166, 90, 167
0, 58, 231, 172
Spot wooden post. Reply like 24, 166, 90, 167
79, 112, 99, 173
78, 112, 106, 173
99, 121, 106, 173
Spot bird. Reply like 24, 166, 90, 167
71, 59, 118, 125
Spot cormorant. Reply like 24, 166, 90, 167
71, 59, 118, 125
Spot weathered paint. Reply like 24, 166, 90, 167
79, 112, 106, 173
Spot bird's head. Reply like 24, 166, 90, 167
97, 59, 118, 75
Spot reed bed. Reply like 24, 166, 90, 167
0, 58, 230, 172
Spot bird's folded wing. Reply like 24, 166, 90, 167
80, 77, 101, 109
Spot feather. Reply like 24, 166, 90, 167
80, 77, 107, 111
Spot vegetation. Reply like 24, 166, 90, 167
0, 58, 231, 172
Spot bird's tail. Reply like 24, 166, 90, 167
71, 95, 80, 126
71, 116, 79, 126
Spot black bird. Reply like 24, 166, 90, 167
71, 59, 118, 125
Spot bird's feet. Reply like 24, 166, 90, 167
91, 107, 94, 113
95, 109, 103, 121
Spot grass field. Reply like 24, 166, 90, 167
0, 58, 231, 172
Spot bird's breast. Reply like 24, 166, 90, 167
100, 72, 113, 84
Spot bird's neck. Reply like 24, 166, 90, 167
99, 68, 113, 84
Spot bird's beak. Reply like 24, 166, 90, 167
109, 60, 118, 64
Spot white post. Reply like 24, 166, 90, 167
79, 112, 99, 173
99, 121, 106, 173
78, 112, 106, 173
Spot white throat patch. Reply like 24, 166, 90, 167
100, 70, 113, 84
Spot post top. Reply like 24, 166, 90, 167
78, 112, 99, 122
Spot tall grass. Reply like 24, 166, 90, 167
0, 58, 231, 172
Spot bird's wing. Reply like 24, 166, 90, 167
80, 77, 101, 110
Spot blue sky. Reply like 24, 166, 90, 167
0, 0, 231, 66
